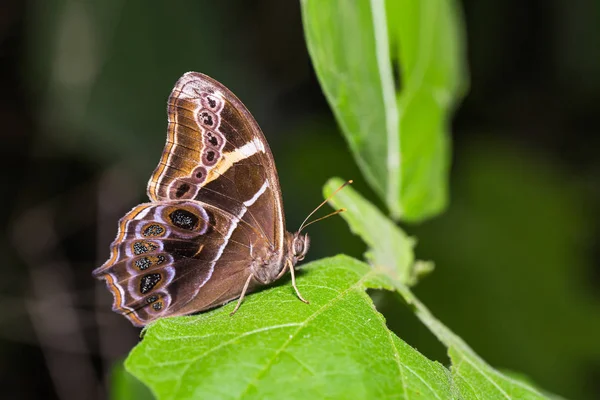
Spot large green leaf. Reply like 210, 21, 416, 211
301, 0, 467, 221
324, 177, 552, 400
126, 256, 453, 400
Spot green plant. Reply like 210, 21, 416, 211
122, 1, 560, 398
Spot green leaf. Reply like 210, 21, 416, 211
323, 178, 552, 399
126, 256, 453, 400
323, 177, 417, 284
301, 0, 468, 221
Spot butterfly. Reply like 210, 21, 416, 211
93, 72, 347, 326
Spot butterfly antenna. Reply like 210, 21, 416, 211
298, 180, 352, 232
299, 208, 346, 231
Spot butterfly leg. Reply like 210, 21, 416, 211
230, 274, 254, 316
288, 260, 309, 304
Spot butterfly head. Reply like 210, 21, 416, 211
291, 232, 310, 264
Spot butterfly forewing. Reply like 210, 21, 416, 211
94, 72, 289, 326
148, 73, 283, 232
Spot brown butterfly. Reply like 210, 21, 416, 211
93, 72, 346, 326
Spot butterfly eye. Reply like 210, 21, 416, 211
295, 234, 310, 259
293, 237, 304, 257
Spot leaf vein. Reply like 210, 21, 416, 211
169, 322, 302, 397
235, 269, 378, 398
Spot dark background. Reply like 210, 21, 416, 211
1, 1, 599, 399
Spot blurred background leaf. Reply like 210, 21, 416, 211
301, 0, 467, 221
405, 140, 600, 400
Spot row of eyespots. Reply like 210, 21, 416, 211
133, 206, 209, 242
196, 91, 225, 169
197, 109, 222, 167
200, 93, 224, 173
161, 91, 224, 201
166, 95, 224, 200
139, 202, 201, 234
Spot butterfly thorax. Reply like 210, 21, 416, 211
250, 231, 310, 285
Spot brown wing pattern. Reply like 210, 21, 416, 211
93, 72, 288, 326
148, 73, 283, 227
147, 72, 285, 257
93, 200, 267, 326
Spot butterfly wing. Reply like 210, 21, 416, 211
94, 72, 287, 326
147, 72, 285, 251
93, 200, 264, 326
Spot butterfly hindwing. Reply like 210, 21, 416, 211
93, 200, 265, 326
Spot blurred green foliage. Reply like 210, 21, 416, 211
410, 140, 600, 399
302, 0, 467, 221
28, 1, 272, 178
